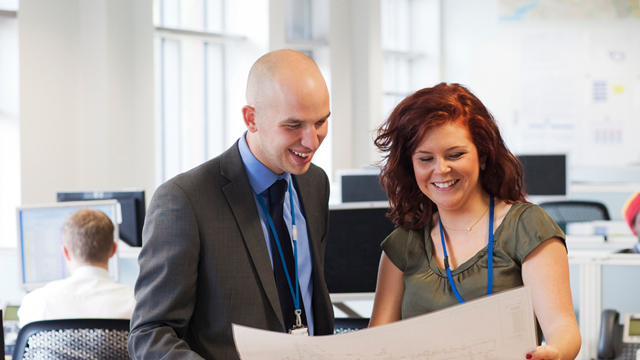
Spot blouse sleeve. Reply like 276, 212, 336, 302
514, 204, 566, 265
381, 227, 412, 272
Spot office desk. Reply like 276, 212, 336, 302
567, 246, 640, 360
566, 235, 637, 251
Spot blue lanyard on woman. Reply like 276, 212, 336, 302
255, 180, 302, 325
438, 196, 494, 304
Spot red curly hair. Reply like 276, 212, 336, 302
374, 83, 527, 229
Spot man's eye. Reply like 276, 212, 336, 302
286, 124, 301, 129
315, 119, 327, 127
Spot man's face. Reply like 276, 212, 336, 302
249, 76, 330, 175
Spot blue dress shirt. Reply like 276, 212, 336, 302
238, 133, 315, 335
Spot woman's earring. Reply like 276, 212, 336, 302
480, 162, 486, 171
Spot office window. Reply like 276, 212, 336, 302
381, 0, 440, 118
286, 0, 312, 40
156, 0, 224, 32
154, 0, 227, 183
154, 0, 334, 182
382, 0, 411, 117
0, 4, 20, 248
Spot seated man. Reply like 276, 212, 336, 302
622, 191, 640, 254
17, 208, 136, 327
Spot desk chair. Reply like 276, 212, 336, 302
334, 317, 370, 334
539, 201, 610, 226
13, 319, 130, 360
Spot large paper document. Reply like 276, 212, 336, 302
233, 287, 537, 359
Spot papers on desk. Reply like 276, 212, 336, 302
567, 221, 633, 237
232, 287, 537, 360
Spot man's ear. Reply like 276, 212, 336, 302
242, 105, 258, 133
109, 241, 118, 258
62, 245, 71, 261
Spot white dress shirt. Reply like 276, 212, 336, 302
17, 265, 136, 328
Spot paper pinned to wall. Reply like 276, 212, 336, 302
514, 28, 640, 166
582, 30, 640, 166
516, 30, 581, 155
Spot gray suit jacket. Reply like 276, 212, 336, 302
128, 142, 334, 360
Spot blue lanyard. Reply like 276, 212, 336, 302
255, 180, 301, 313
438, 196, 494, 304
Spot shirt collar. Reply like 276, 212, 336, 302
72, 265, 111, 279
238, 132, 291, 195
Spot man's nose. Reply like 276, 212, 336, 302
300, 125, 320, 150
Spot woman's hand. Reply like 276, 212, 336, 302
526, 344, 561, 360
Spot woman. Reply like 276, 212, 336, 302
370, 83, 581, 360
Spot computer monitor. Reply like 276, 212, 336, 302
56, 190, 145, 247
517, 154, 569, 203
337, 169, 388, 203
16, 200, 120, 293
324, 203, 396, 299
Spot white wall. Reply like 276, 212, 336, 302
19, 0, 155, 205
349, 0, 383, 171
441, 0, 640, 175
0, 11, 20, 248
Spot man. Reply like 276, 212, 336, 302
621, 191, 640, 253
17, 209, 135, 328
129, 49, 334, 360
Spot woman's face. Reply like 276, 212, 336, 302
634, 212, 640, 238
411, 122, 484, 212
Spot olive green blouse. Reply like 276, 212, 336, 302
381, 201, 565, 320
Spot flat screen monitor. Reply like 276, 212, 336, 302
338, 169, 388, 203
517, 154, 569, 202
57, 190, 145, 247
324, 203, 396, 298
16, 200, 120, 293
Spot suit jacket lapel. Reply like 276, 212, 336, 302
220, 143, 285, 329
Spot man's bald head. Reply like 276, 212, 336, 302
242, 49, 331, 175
246, 49, 327, 115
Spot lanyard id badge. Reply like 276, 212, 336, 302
256, 180, 309, 336
288, 309, 309, 336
